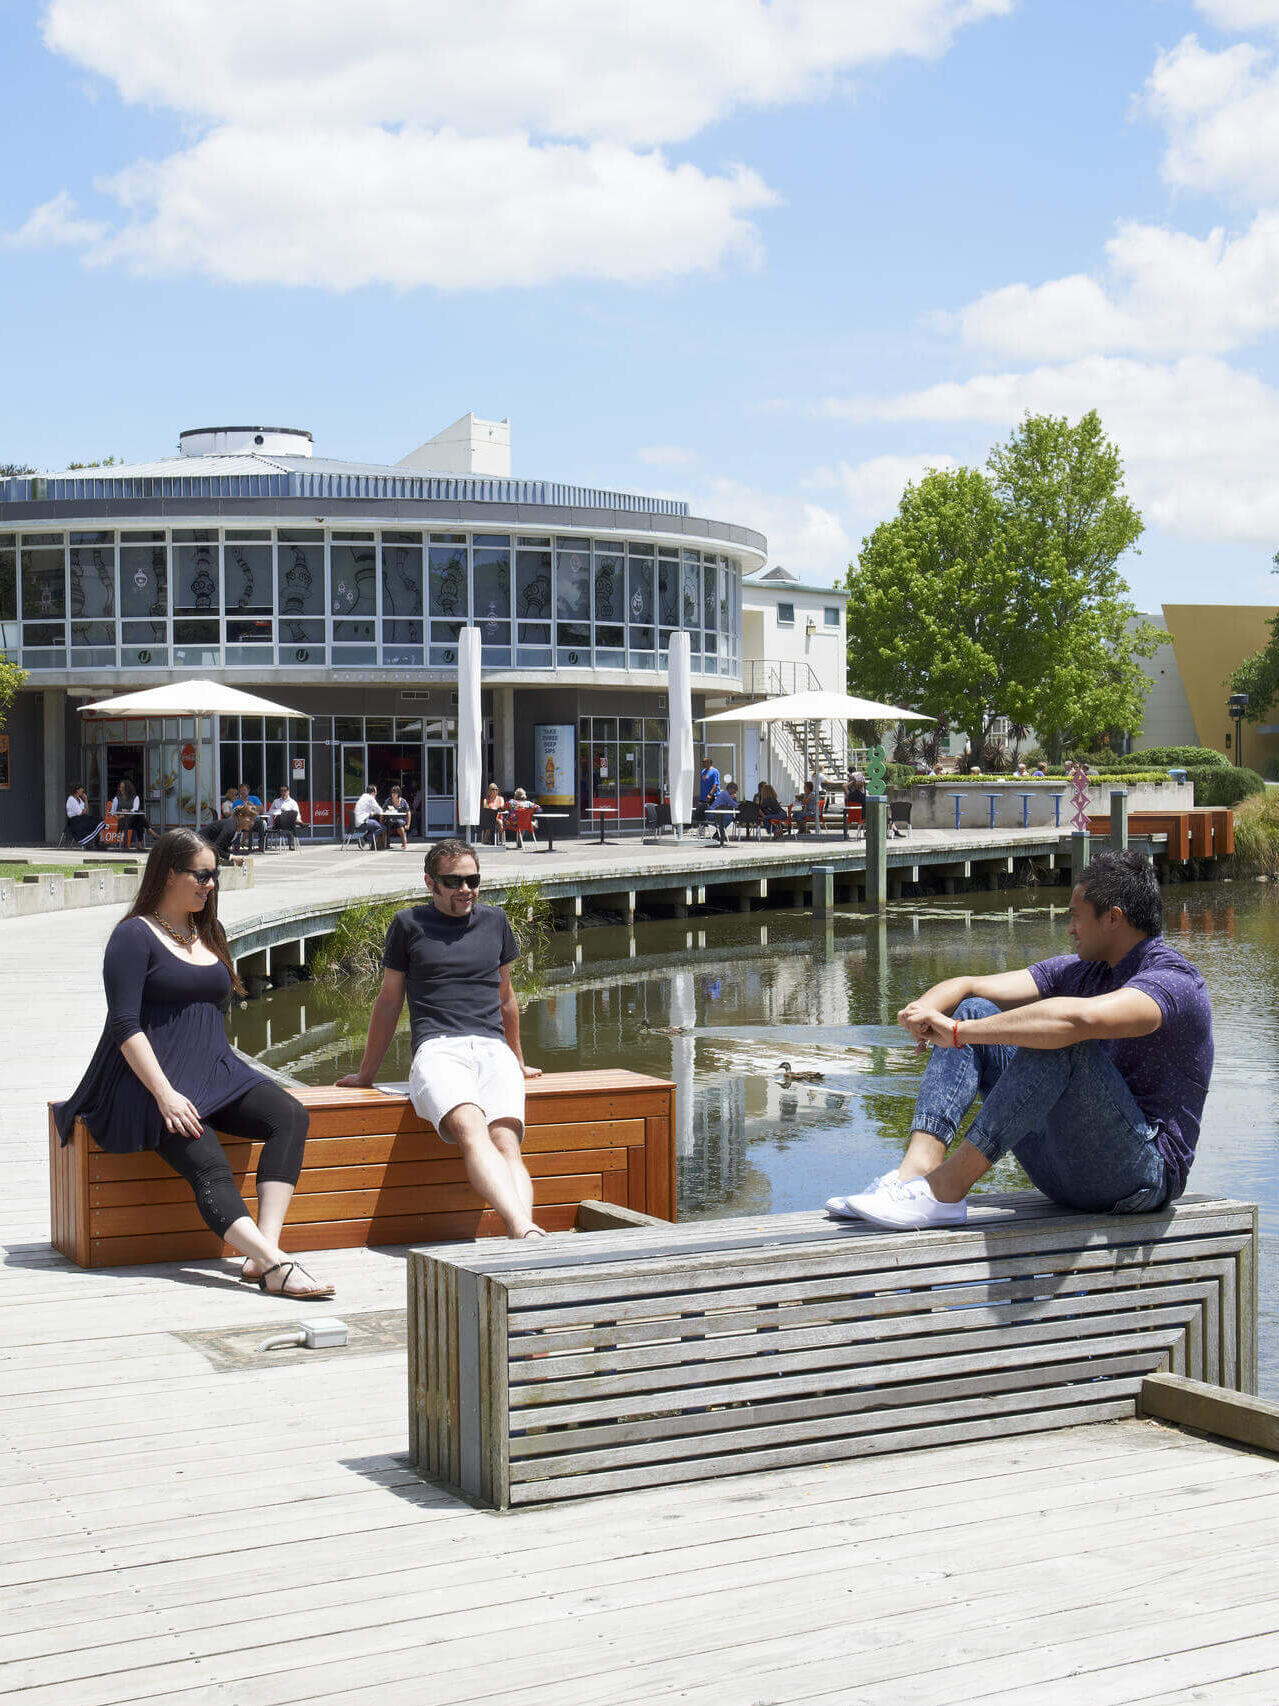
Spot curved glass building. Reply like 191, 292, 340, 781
0, 419, 766, 841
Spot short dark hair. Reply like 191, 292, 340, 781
1078, 849, 1163, 937
425, 837, 478, 879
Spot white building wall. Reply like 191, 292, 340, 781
1131, 612, 1198, 752
722, 574, 848, 801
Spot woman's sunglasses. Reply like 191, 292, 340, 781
180, 868, 219, 886
435, 873, 481, 891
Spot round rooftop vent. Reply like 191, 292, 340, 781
178, 426, 313, 459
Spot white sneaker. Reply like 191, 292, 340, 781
825, 1171, 899, 1219
842, 1177, 968, 1231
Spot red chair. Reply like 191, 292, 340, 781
508, 803, 538, 847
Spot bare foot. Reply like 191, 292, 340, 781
520, 1226, 548, 1239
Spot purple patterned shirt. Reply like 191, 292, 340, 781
1029, 935, 1214, 1197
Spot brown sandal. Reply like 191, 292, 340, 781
257, 1262, 335, 1300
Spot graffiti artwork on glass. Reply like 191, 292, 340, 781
70, 546, 116, 647
331, 544, 376, 642
517, 557, 551, 618
429, 549, 466, 616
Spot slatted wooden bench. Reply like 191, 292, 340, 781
408, 1191, 1257, 1508
48, 1069, 675, 1268
1086, 808, 1234, 863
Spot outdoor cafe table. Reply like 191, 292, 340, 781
535, 812, 570, 852
588, 805, 620, 843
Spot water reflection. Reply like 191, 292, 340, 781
232, 882, 1279, 1387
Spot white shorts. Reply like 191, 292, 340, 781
408, 1035, 526, 1138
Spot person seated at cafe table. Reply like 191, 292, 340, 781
708, 779, 739, 846
352, 782, 385, 850
794, 782, 819, 830
65, 783, 103, 849
382, 785, 412, 850
110, 778, 150, 848
756, 781, 787, 838
481, 782, 506, 845
265, 785, 302, 851
825, 850, 1213, 1232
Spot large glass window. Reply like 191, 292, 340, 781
555, 540, 590, 663
172, 532, 219, 661
70, 538, 116, 661
277, 531, 325, 660
223, 537, 273, 650
515, 545, 552, 666
657, 550, 680, 657
594, 544, 624, 662
626, 544, 655, 666
428, 539, 468, 665
0, 539, 16, 656
20, 537, 66, 654
473, 534, 511, 665
331, 542, 376, 644
381, 537, 424, 663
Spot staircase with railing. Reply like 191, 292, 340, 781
732, 661, 848, 792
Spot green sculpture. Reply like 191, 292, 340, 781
866, 743, 887, 796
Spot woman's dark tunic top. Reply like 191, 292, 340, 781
54, 916, 264, 1152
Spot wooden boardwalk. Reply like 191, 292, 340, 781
5, 858, 1279, 1702
4, 1238, 1279, 1705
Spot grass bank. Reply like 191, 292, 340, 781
1227, 789, 1279, 879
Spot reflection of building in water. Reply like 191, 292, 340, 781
678, 1071, 749, 1214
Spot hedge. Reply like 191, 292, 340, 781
1185, 765, 1266, 807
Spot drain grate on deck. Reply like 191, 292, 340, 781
174, 1307, 406, 1371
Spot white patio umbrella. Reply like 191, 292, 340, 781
79, 679, 310, 830
700, 690, 932, 796
456, 626, 483, 837
667, 632, 695, 833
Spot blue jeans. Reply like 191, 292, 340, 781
910, 998, 1170, 1213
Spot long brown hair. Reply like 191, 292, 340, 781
128, 829, 245, 994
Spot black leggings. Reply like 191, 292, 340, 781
156, 1080, 309, 1239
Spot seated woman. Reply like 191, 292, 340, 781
382, 784, 411, 850
65, 783, 103, 849
756, 781, 787, 838
481, 781, 506, 845
794, 782, 818, 830
111, 778, 150, 849
54, 830, 332, 1299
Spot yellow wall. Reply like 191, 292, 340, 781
1162, 604, 1277, 773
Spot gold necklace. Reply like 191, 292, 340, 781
152, 912, 197, 948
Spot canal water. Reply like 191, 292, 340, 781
229, 880, 1279, 1393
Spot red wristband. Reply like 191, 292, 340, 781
952, 1019, 960, 1049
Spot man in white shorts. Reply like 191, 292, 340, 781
337, 839, 545, 1239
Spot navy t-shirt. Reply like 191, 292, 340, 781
383, 902, 519, 1053
1029, 936, 1214, 1198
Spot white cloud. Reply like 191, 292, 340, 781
1194, 1, 1279, 31
691, 475, 853, 580
21, 0, 1011, 289
945, 212, 1279, 358
58, 127, 774, 290
7, 190, 108, 249
809, 451, 959, 512
1144, 35, 1279, 201
823, 355, 1279, 544
41, 0, 1013, 144
637, 445, 699, 467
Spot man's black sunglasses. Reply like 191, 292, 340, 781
180, 867, 219, 886
435, 873, 481, 891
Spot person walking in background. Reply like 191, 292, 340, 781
338, 839, 545, 1239
54, 829, 332, 1298
696, 755, 720, 835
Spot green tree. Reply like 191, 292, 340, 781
844, 466, 1040, 760
1226, 551, 1279, 721
0, 661, 28, 732
987, 410, 1160, 760
0, 463, 34, 478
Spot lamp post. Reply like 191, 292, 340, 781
1228, 691, 1249, 769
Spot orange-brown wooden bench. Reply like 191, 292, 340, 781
1086, 808, 1234, 864
48, 1069, 676, 1269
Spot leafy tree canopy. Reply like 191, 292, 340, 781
0, 661, 28, 733
0, 463, 34, 478
1227, 550, 1279, 721
844, 412, 1160, 762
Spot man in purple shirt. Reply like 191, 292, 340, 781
828, 849, 1214, 1230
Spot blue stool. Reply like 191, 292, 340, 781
1017, 792, 1033, 828
983, 792, 1001, 829
1050, 793, 1064, 828
947, 792, 964, 830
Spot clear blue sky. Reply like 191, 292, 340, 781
3, 0, 1278, 609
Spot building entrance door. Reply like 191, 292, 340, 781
339, 743, 366, 836
423, 744, 456, 835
